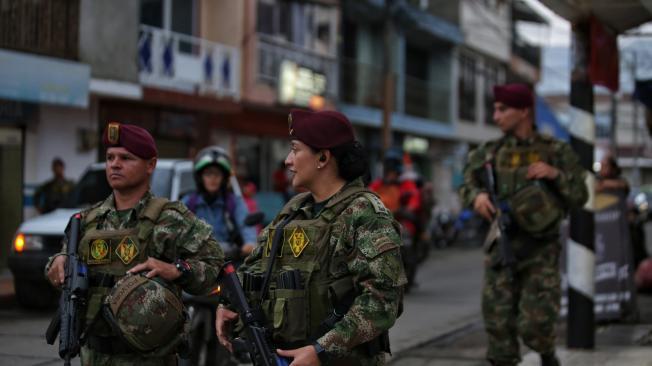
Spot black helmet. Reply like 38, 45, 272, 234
383, 149, 403, 175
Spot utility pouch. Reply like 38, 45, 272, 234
509, 181, 563, 235
271, 288, 307, 343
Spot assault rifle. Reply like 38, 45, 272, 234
483, 163, 517, 273
218, 262, 290, 366
45, 213, 88, 366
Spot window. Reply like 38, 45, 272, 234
458, 55, 476, 122
484, 63, 498, 125
256, 0, 336, 54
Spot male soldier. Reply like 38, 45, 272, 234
34, 157, 75, 214
46, 122, 224, 365
459, 84, 588, 366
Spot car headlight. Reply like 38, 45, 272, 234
13, 233, 44, 252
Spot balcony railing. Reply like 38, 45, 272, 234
339, 58, 384, 109
404, 75, 450, 122
257, 34, 338, 98
138, 25, 240, 99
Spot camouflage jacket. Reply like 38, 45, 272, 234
53, 191, 224, 295
239, 178, 407, 359
459, 133, 588, 221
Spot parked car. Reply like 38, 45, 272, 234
8, 159, 194, 308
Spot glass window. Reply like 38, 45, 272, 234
458, 55, 476, 122
62, 169, 112, 208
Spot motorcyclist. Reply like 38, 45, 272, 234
182, 146, 256, 260
180, 146, 257, 366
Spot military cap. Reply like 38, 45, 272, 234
288, 109, 355, 149
493, 83, 534, 109
102, 122, 158, 159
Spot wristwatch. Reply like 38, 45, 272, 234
174, 259, 192, 281
313, 341, 329, 364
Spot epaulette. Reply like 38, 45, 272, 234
360, 191, 391, 216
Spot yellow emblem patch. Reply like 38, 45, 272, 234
88, 239, 110, 265
115, 236, 139, 265
107, 122, 120, 144
286, 227, 310, 258
265, 229, 283, 258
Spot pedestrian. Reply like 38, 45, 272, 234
216, 109, 407, 365
182, 146, 257, 260
596, 154, 629, 198
45, 122, 224, 366
272, 160, 291, 201
459, 83, 588, 366
34, 157, 75, 214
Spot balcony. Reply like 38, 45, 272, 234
511, 38, 541, 68
339, 58, 383, 109
138, 25, 240, 99
257, 34, 338, 99
404, 75, 450, 122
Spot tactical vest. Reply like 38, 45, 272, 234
78, 197, 183, 355
494, 139, 564, 236
245, 184, 393, 349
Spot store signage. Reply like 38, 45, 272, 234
279, 60, 326, 107
0, 49, 90, 108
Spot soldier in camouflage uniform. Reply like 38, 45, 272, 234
459, 84, 588, 366
46, 122, 224, 366
217, 109, 407, 366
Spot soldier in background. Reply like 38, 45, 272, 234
217, 109, 406, 365
45, 122, 224, 365
34, 157, 75, 214
459, 84, 588, 366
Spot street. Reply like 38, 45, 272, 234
1, 246, 651, 366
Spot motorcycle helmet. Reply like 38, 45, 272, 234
104, 274, 185, 353
193, 146, 233, 192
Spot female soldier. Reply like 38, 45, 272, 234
217, 109, 407, 366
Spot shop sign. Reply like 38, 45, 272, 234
279, 60, 326, 107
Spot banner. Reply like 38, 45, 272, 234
561, 193, 637, 321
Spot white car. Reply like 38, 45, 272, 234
8, 159, 194, 308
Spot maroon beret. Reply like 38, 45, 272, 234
493, 83, 534, 109
102, 122, 158, 159
288, 109, 355, 149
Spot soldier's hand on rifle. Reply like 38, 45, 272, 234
526, 162, 559, 180
127, 257, 181, 281
277, 345, 320, 366
47, 255, 67, 288
473, 192, 496, 221
216, 305, 239, 353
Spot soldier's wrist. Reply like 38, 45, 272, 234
312, 341, 330, 364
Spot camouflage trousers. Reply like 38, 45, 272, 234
482, 244, 561, 366
80, 346, 177, 366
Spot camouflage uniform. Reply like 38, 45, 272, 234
34, 177, 74, 214
459, 133, 588, 365
48, 191, 224, 366
239, 178, 407, 366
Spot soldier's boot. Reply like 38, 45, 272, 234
540, 353, 560, 366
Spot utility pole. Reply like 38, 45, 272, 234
381, 0, 395, 156
567, 19, 595, 350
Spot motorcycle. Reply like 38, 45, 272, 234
180, 212, 264, 366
